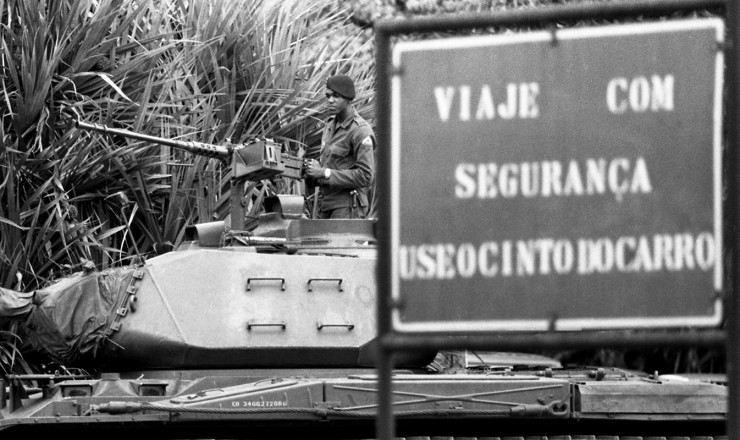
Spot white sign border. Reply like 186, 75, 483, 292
390, 18, 725, 333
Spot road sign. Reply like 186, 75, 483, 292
390, 18, 724, 332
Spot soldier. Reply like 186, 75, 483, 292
304, 75, 375, 219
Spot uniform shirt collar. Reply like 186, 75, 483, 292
329, 105, 357, 129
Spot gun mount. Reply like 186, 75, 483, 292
75, 119, 304, 229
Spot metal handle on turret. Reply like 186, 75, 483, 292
246, 277, 286, 291
316, 321, 354, 331
247, 321, 286, 330
307, 278, 343, 292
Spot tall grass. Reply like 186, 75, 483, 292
0, 0, 374, 290
0, 0, 374, 372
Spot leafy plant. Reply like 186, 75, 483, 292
0, 0, 374, 293
0, 327, 32, 375
0, 0, 376, 373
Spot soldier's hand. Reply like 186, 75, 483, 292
304, 159, 324, 179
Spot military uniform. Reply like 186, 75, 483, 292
317, 106, 375, 219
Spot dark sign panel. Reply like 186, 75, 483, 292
390, 19, 724, 332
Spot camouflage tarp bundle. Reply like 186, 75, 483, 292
0, 288, 35, 322
16, 268, 134, 366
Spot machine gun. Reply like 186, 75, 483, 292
75, 119, 304, 230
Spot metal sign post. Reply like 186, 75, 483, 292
724, 0, 740, 438
375, 1, 733, 440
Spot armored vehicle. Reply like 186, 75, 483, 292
0, 121, 728, 439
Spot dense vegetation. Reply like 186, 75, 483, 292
0, 0, 378, 374
0, 0, 726, 375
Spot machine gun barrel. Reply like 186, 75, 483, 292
75, 118, 304, 230
75, 119, 231, 159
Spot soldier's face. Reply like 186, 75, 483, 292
325, 88, 348, 116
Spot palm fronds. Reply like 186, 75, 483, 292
0, 0, 374, 374
0, 0, 373, 294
